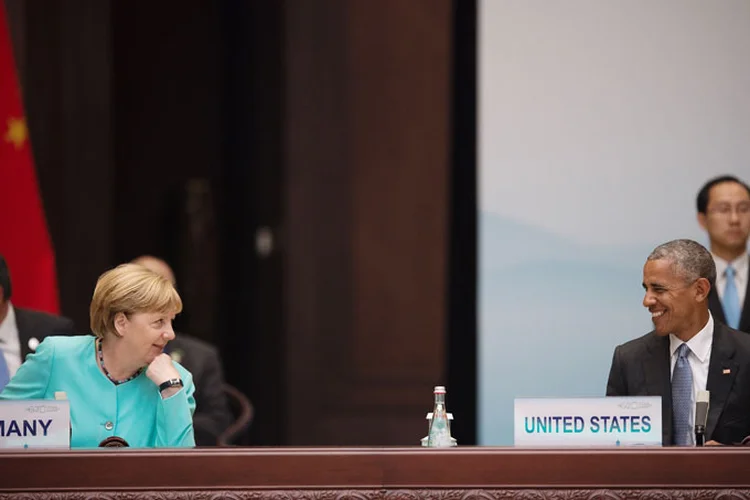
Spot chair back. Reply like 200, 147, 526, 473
217, 383, 254, 446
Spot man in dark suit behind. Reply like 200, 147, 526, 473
163, 333, 232, 446
607, 239, 750, 446
132, 255, 233, 446
696, 175, 750, 333
0, 254, 75, 392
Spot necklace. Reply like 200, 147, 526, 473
97, 338, 143, 385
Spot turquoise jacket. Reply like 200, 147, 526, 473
0, 335, 196, 448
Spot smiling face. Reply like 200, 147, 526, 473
115, 310, 176, 366
642, 259, 710, 341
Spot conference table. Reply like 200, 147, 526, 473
1, 447, 749, 499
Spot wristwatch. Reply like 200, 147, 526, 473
158, 378, 184, 392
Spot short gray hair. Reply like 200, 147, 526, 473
647, 239, 716, 285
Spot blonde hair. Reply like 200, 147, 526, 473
90, 263, 183, 338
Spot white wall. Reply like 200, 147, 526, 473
478, 0, 750, 445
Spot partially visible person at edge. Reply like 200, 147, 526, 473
696, 175, 750, 332
0, 254, 76, 393
0, 263, 195, 448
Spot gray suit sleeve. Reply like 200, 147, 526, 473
192, 348, 234, 445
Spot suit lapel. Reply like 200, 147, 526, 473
706, 323, 738, 439
739, 264, 750, 333
14, 309, 34, 360
708, 287, 727, 326
642, 335, 672, 445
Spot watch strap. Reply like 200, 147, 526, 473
158, 378, 184, 392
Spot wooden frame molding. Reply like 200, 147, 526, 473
1, 447, 749, 499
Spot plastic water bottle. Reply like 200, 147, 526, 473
55, 391, 71, 445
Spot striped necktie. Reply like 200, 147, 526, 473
671, 343, 693, 446
0, 345, 10, 392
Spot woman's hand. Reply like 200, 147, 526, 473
146, 353, 182, 398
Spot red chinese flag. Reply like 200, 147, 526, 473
0, 4, 60, 313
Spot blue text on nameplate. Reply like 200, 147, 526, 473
0, 399, 70, 449
514, 397, 662, 446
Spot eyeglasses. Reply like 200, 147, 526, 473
707, 203, 750, 216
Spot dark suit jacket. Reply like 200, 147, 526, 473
15, 307, 76, 361
606, 322, 750, 445
709, 272, 750, 333
166, 334, 233, 446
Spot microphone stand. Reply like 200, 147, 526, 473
695, 425, 706, 447
694, 390, 710, 447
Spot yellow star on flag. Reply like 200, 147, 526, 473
4, 116, 28, 150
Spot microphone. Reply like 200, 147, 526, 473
98, 436, 129, 448
694, 390, 710, 446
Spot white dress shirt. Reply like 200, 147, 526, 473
713, 253, 749, 307
669, 313, 713, 445
0, 303, 22, 378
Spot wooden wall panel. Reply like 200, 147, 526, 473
284, 0, 452, 445
348, 0, 450, 384
284, 0, 353, 445
110, 1, 224, 340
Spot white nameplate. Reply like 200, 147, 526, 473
0, 400, 70, 449
514, 397, 662, 446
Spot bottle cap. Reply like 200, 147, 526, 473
433, 386, 446, 393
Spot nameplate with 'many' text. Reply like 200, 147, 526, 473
0, 399, 70, 449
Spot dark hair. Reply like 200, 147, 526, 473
696, 175, 750, 214
0, 254, 12, 301
647, 239, 716, 286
